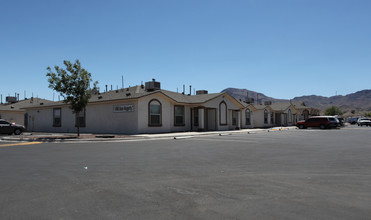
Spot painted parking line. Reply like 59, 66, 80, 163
190, 137, 259, 143
0, 142, 43, 148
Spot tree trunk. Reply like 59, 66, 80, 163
76, 111, 80, 137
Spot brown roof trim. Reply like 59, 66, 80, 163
0, 109, 24, 113
21, 89, 245, 110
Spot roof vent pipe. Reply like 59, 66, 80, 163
183, 85, 185, 95
189, 85, 192, 96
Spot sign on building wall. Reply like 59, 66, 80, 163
113, 104, 135, 113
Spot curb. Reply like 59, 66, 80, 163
1, 126, 297, 143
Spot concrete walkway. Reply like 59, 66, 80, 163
0, 127, 297, 143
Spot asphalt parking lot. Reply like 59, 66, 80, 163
0, 126, 370, 219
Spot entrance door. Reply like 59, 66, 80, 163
24, 113, 28, 130
283, 113, 288, 126
205, 108, 216, 131
275, 113, 281, 126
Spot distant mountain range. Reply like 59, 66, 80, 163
222, 88, 371, 114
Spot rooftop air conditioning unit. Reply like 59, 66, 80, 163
245, 98, 254, 104
196, 90, 208, 95
145, 79, 161, 91
264, 101, 272, 105
6, 96, 17, 104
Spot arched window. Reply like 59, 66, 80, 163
148, 99, 162, 126
219, 101, 227, 125
288, 109, 292, 123
245, 108, 251, 125
264, 109, 268, 124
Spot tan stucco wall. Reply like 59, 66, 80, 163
201, 95, 242, 131
240, 108, 255, 129
137, 93, 191, 134
253, 109, 274, 128
85, 101, 139, 134
0, 111, 24, 124
24, 93, 247, 134
26, 108, 55, 132
26, 100, 139, 134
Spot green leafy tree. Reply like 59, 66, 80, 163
364, 112, 371, 117
46, 60, 98, 136
324, 106, 343, 116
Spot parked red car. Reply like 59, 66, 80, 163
296, 116, 340, 129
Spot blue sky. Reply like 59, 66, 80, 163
1, 0, 370, 101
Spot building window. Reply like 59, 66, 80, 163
174, 105, 185, 126
264, 109, 268, 124
232, 111, 238, 126
245, 109, 251, 125
75, 109, 86, 127
271, 112, 274, 124
193, 108, 199, 126
149, 99, 162, 126
53, 108, 61, 127
219, 101, 227, 125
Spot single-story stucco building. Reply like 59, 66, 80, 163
20, 80, 321, 134
0, 97, 52, 125
23, 80, 247, 134
292, 102, 320, 120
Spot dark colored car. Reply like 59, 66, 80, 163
0, 119, 25, 135
296, 116, 339, 129
348, 117, 358, 125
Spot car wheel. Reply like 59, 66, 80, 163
320, 124, 326, 129
14, 129, 22, 135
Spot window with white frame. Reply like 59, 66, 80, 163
174, 105, 185, 126
53, 108, 61, 127
193, 108, 199, 126
232, 110, 238, 126
219, 101, 227, 125
245, 108, 251, 125
149, 99, 162, 126
264, 109, 268, 124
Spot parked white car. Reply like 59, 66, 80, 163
357, 118, 371, 126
